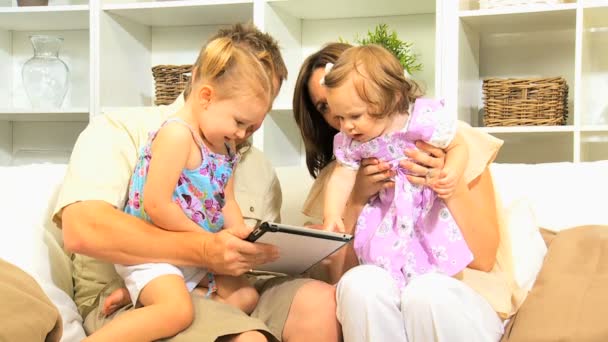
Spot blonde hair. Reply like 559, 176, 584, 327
184, 23, 285, 100
190, 36, 273, 109
323, 44, 423, 119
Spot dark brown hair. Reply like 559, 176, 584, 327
293, 42, 351, 178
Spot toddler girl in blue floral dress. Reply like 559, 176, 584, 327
85, 37, 274, 342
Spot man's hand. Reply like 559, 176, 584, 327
202, 227, 279, 276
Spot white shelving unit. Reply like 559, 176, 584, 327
0, 0, 90, 165
439, 0, 608, 163
0, 0, 438, 168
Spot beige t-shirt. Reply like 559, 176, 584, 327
52, 97, 282, 318
302, 121, 526, 319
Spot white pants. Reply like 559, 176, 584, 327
336, 265, 504, 342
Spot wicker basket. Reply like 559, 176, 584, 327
479, 0, 563, 9
482, 77, 568, 127
152, 64, 192, 105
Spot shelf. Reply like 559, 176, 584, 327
584, 0, 608, 10
0, 108, 89, 121
459, 4, 576, 33
267, 0, 434, 20
103, 0, 253, 27
478, 125, 575, 133
0, 5, 89, 31
581, 125, 608, 132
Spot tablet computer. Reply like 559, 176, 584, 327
246, 222, 353, 275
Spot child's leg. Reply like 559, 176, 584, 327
103, 287, 131, 316
211, 275, 259, 314
85, 274, 194, 342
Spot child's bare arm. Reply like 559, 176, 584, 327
433, 130, 469, 199
323, 164, 357, 231
221, 176, 247, 230
143, 124, 206, 233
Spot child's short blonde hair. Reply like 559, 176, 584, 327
191, 36, 273, 109
323, 44, 423, 118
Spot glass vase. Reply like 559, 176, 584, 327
22, 35, 69, 108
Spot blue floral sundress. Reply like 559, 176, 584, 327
115, 117, 239, 303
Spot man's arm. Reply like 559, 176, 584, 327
62, 200, 206, 266
62, 200, 276, 275
56, 115, 276, 276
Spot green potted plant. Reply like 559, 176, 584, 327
342, 23, 422, 77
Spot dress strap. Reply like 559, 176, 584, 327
163, 117, 205, 148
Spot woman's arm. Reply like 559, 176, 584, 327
403, 142, 500, 272
143, 123, 204, 232
443, 169, 500, 271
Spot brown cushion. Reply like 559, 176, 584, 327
0, 259, 62, 342
501, 225, 608, 342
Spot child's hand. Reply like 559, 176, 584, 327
429, 167, 462, 199
323, 216, 345, 233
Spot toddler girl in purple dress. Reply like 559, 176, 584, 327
322, 45, 473, 290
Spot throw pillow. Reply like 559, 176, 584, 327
501, 225, 608, 342
506, 198, 547, 291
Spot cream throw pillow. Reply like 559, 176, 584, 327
505, 198, 547, 292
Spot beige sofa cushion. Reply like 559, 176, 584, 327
501, 225, 608, 342
0, 259, 62, 342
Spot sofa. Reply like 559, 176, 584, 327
1, 159, 607, 341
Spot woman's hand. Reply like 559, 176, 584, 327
350, 158, 395, 206
203, 226, 279, 276
402, 141, 462, 198
402, 141, 446, 183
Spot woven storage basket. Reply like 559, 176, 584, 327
482, 77, 568, 127
152, 64, 192, 105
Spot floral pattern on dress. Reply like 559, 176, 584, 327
124, 118, 238, 234
333, 98, 473, 291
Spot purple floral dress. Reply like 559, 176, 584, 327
116, 118, 238, 303
334, 98, 473, 290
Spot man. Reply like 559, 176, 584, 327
53, 23, 340, 342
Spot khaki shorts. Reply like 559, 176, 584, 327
83, 275, 311, 342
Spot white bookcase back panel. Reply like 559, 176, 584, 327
491, 131, 574, 163
102, 1, 253, 27
267, 0, 434, 20
6, 29, 90, 110
458, 7, 575, 126
0, 5, 89, 31
581, 131, 608, 161
0, 121, 86, 166
581, 5, 608, 125
100, 2, 251, 107
0, 0, 88, 6
0, 30, 11, 107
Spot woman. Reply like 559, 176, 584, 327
293, 43, 527, 342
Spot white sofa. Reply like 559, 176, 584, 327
1, 160, 608, 341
